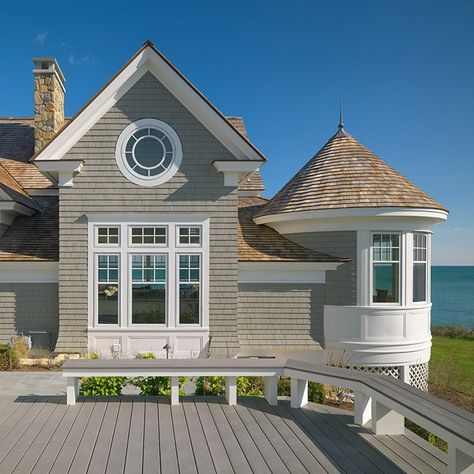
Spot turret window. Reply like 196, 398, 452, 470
372, 233, 400, 303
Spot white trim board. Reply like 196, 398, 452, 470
238, 261, 341, 284
34, 44, 267, 164
0, 262, 58, 283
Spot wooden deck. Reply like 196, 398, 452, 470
0, 395, 447, 473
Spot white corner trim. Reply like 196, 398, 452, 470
0, 262, 58, 283
213, 161, 262, 186
33, 46, 267, 163
238, 261, 341, 284
35, 160, 83, 187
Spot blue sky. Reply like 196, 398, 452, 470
1, 0, 472, 264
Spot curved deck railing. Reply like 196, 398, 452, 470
63, 358, 474, 474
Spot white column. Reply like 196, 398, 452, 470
354, 391, 372, 426
371, 399, 404, 435
264, 376, 278, 406
66, 377, 78, 405
170, 376, 179, 405
225, 376, 237, 405
448, 446, 474, 474
291, 378, 308, 408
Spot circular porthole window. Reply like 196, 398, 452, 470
115, 118, 182, 186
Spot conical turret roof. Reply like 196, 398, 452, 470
257, 126, 446, 218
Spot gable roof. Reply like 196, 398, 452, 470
33, 41, 267, 164
238, 197, 348, 263
257, 126, 447, 218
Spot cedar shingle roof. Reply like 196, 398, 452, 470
0, 196, 58, 261
257, 127, 447, 218
238, 197, 348, 263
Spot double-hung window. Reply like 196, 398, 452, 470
372, 233, 400, 303
413, 233, 428, 302
178, 255, 201, 324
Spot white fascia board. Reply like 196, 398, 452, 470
35, 160, 83, 187
33, 46, 267, 163
213, 161, 263, 186
238, 261, 342, 284
255, 207, 448, 234
0, 262, 58, 283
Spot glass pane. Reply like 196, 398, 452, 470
144, 235, 154, 244
190, 269, 200, 282
132, 236, 142, 244
190, 255, 200, 268
391, 234, 399, 247
373, 263, 399, 303
109, 235, 119, 244
109, 228, 118, 236
132, 269, 142, 282
109, 256, 118, 268
98, 228, 107, 236
132, 283, 166, 324
109, 269, 118, 282
179, 269, 188, 281
144, 228, 153, 236
179, 255, 189, 266
132, 228, 141, 236
98, 270, 107, 282
413, 263, 426, 302
179, 284, 199, 324
98, 284, 119, 324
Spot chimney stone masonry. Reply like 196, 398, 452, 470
33, 58, 65, 153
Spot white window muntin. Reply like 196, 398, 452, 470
95, 225, 120, 246
176, 225, 202, 246
129, 225, 168, 246
370, 232, 402, 306
88, 218, 209, 330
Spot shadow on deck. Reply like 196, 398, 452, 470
0, 395, 447, 473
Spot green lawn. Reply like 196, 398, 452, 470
430, 336, 474, 395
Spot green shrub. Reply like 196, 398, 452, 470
0, 342, 21, 371
405, 419, 447, 452
195, 376, 264, 396
128, 352, 188, 396
79, 353, 126, 396
431, 326, 473, 339
278, 377, 326, 404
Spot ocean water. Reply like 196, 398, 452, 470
431, 266, 474, 329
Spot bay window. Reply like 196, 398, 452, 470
413, 233, 428, 302
372, 233, 400, 303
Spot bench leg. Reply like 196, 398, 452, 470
354, 391, 372, 426
225, 376, 237, 405
264, 376, 278, 406
371, 399, 404, 435
66, 377, 78, 405
291, 378, 308, 408
448, 445, 474, 474
170, 377, 179, 405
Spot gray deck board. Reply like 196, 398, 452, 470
0, 395, 448, 474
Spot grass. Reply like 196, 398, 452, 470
430, 336, 474, 395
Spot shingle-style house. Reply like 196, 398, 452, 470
0, 42, 447, 388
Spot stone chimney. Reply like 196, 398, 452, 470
33, 58, 65, 153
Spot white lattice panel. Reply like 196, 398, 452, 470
409, 363, 429, 391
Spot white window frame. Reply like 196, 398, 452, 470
88, 215, 210, 331
408, 232, 431, 305
370, 232, 403, 307
176, 225, 202, 247
176, 253, 202, 327
128, 225, 168, 247
95, 225, 120, 247
94, 252, 120, 327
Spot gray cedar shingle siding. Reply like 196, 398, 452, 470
284, 231, 357, 306
0, 283, 59, 345
238, 283, 324, 352
55, 72, 240, 355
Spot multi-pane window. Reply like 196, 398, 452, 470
97, 255, 119, 324
372, 233, 400, 303
178, 255, 200, 324
413, 233, 428, 302
131, 255, 167, 324
178, 226, 201, 245
97, 227, 119, 245
131, 226, 167, 245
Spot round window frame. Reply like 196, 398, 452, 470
115, 118, 183, 187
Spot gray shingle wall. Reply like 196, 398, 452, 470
0, 283, 58, 346
284, 232, 357, 305
237, 283, 324, 352
55, 72, 240, 355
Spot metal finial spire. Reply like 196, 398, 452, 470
338, 97, 344, 129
